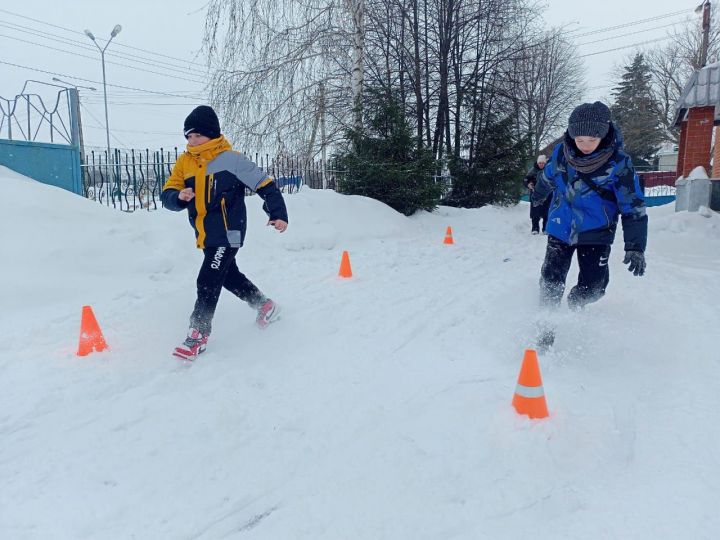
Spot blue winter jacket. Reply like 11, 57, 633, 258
531, 124, 647, 252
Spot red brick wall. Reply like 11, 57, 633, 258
713, 126, 720, 177
677, 106, 714, 177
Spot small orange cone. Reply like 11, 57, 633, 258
512, 349, 549, 419
76, 305, 108, 356
443, 226, 454, 245
338, 250, 353, 278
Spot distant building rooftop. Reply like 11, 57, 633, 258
674, 61, 720, 126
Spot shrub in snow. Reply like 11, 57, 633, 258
336, 90, 443, 216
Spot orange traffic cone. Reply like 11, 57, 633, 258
338, 250, 353, 278
443, 226, 454, 245
512, 349, 549, 419
76, 305, 108, 356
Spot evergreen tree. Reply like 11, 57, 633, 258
336, 90, 442, 216
611, 53, 664, 167
444, 114, 528, 208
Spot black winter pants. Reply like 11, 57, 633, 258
531, 197, 551, 232
540, 236, 611, 310
190, 246, 265, 334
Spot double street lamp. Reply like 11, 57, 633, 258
84, 24, 122, 167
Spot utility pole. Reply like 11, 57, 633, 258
698, 1, 711, 67
84, 24, 122, 167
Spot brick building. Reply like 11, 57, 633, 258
674, 61, 720, 178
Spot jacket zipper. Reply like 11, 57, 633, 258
220, 197, 229, 230
603, 204, 611, 228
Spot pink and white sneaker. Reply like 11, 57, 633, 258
256, 299, 281, 329
172, 328, 209, 361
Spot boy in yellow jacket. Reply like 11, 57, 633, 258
161, 105, 288, 360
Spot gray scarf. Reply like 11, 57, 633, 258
562, 140, 614, 174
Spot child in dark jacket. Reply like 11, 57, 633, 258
523, 154, 550, 234
531, 101, 647, 320
161, 105, 289, 360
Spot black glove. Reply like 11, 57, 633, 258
622, 250, 645, 277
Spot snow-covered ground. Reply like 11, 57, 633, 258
2, 165, 719, 539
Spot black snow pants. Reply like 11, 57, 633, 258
540, 236, 611, 310
531, 196, 551, 233
190, 246, 265, 334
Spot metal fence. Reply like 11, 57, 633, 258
81, 148, 344, 212
82, 148, 173, 211
1, 85, 78, 145
638, 170, 677, 189
81, 151, 681, 212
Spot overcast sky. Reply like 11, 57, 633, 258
0, 0, 701, 152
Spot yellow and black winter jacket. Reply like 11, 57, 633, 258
161, 136, 288, 249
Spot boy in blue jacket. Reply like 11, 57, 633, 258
531, 101, 647, 346
161, 105, 289, 360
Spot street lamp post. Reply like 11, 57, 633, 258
84, 24, 122, 168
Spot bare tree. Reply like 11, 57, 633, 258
669, 9, 720, 70
204, 0, 578, 191
510, 30, 585, 154
347, 0, 366, 129
363, 0, 536, 161
646, 43, 688, 143
457, 0, 533, 159
203, 0, 365, 159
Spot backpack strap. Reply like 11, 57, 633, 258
579, 175, 616, 202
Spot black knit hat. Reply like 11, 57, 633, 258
568, 101, 611, 139
183, 105, 221, 139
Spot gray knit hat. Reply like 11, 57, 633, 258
568, 101, 611, 139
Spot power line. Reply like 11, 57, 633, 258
101, 92, 202, 97
576, 20, 687, 48
83, 124, 181, 136
565, 9, 692, 39
578, 36, 673, 58
0, 7, 207, 68
0, 19, 208, 79
98, 95, 202, 100
0, 59, 206, 99
1, 6, 694, 113
100, 90, 203, 99
81, 103, 184, 149
4, 5, 692, 83
0, 33, 209, 85
83, 101, 201, 106
80, 103, 130, 148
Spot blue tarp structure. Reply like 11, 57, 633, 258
275, 175, 302, 191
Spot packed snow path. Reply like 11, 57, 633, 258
2, 168, 719, 539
